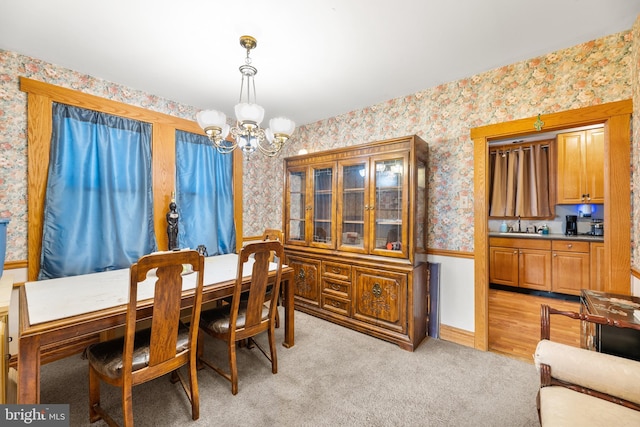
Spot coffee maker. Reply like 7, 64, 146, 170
565, 215, 578, 235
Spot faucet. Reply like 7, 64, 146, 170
517, 216, 521, 232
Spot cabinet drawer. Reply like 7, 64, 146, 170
490, 237, 551, 250
552, 240, 589, 253
322, 261, 351, 281
323, 277, 350, 298
321, 294, 351, 316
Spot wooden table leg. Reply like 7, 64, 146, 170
282, 276, 294, 348
17, 334, 41, 403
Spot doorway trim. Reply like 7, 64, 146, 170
470, 100, 632, 350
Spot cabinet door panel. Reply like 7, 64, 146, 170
557, 132, 585, 203
285, 167, 308, 245
557, 128, 604, 204
353, 268, 406, 332
585, 128, 604, 203
287, 256, 321, 306
337, 159, 368, 253
489, 246, 518, 286
311, 164, 336, 249
552, 251, 590, 295
519, 249, 551, 291
590, 242, 606, 291
370, 153, 409, 258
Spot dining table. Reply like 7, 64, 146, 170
17, 252, 294, 404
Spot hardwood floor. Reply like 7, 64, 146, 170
488, 288, 581, 363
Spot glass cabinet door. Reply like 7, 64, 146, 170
311, 165, 335, 248
415, 160, 427, 252
371, 155, 408, 257
337, 160, 368, 252
286, 168, 307, 244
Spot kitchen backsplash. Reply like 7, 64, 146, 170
489, 204, 604, 235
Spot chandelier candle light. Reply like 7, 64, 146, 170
196, 35, 296, 156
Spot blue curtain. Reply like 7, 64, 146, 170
39, 103, 156, 279
175, 130, 235, 255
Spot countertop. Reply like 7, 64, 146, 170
488, 232, 604, 242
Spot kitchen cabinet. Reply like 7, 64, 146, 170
551, 240, 590, 296
284, 136, 429, 351
490, 236, 603, 297
489, 237, 551, 291
556, 128, 604, 204
590, 242, 606, 291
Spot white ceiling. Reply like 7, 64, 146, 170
2, 1, 640, 127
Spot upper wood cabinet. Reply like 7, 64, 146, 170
284, 161, 337, 250
556, 128, 604, 204
284, 136, 428, 262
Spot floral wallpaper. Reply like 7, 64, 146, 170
254, 30, 636, 255
1, 26, 639, 268
0, 50, 198, 261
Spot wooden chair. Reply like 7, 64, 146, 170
262, 228, 283, 327
84, 250, 204, 426
198, 240, 284, 395
261, 228, 283, 261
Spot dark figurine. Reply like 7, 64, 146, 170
167, 200, 179, 250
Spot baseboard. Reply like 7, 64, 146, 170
439, 324, 474, 348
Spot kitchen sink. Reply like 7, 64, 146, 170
497, 232, 545, 237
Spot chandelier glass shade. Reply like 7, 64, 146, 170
196, 35, 295, 157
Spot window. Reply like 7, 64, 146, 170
39, 103, 156, 279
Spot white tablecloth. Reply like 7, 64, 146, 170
24, 253, 268, 325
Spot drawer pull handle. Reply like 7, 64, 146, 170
372, 283, 382, 297
331, 267, 340, 274
567, 244, 573, 249
331, 284, 341, 291
331, 301, 341, 308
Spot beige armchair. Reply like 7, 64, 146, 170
534, 305, 640, 426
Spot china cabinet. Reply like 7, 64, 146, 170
283, 136, 429, 351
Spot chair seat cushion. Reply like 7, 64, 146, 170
539, 386, 640, 426
200, 303, 269, 334
85, 323, 190, 379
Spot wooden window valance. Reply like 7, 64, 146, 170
20, 77, 243, 281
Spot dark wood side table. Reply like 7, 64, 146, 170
580, 290, 640, 361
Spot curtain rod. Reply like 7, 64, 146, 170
490, 144, 549, 153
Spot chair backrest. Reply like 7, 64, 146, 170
230, 240, 284, 340
124, 250, 204, 378
262, 229, 283, 262
262, 228, 283, 242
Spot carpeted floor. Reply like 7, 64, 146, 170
40, 309, 540, 426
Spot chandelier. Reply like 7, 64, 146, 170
196, 35, 295, 157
